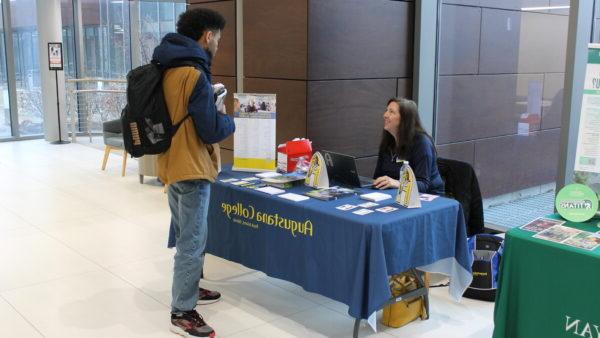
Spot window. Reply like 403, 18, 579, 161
11, 0, 42, 137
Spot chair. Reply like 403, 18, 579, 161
437, 158, 484, 236
101, 119, 128, 176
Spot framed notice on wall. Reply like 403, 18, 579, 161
232, 93, 277, 172
48, 42, 63, 70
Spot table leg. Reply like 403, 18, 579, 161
353, 318, 361, 338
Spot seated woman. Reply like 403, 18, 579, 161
373, 98, 444, 195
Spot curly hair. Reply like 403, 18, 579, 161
176, 8, 226, 41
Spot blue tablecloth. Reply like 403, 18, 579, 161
173, 168, 472, 320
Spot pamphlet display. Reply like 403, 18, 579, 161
395, 162, 421, 208
305, 152, 329, 188
233, 93, 277, 172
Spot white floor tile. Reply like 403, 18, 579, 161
0, 230, 100, 292
227, 305, 394, 338
1, 270, 173, 338
0, 296, 43, 338
44, 213, 171, 267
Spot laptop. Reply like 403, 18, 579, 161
321, 150, 374, 188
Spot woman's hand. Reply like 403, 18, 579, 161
373, 176, 399, 189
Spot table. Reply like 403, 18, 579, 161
493, 215, 600, 338
197, 169, 472, 333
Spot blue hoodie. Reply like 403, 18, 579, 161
153, 33, 234, 144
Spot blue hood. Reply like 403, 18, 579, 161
152, 33, 212, 73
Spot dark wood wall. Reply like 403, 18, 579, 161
436, 2, 567, 197
187, 0, 565, 198
189, 0, 237, 162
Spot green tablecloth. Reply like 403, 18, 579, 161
493, 215, 600, 338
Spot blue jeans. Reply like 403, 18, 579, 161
168, 179, 211, 313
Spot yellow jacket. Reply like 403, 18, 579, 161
157, 66, 221, 185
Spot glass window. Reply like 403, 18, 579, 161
0, 0, 10, 138
11, 0, 42, 137
80, 0, 131, 79
138, 1, 186, 64
436, 1, 571, 230
61, 0, 76, 79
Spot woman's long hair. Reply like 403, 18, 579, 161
379, 98, 432, 157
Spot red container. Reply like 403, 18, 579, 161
277, 139, 312, 173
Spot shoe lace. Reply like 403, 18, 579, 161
187, 311, 207, 327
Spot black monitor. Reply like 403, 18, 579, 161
321, 150, 374, 188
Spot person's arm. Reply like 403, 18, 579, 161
410, 136, 434, 193
373, 152, 384, 179
188, 73, 235, 144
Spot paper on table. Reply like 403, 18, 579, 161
358, 202, 379, 208
360, 192, 392, 202
353, 208, 374, 215
256, 171, 280, 178
278, 193, 309, 202
255, 186, 286, 195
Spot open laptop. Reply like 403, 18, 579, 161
321, 150, 374, 188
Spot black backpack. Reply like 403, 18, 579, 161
463, 234, 504, 301
121, 60, 199, 158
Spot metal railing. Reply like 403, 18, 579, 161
66, 77, 126, 142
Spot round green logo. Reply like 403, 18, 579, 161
555, 184, 599, 223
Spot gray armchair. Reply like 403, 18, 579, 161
101, 119, 128, 176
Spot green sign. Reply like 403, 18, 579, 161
555, 184, 599, 223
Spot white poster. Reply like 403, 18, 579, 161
232, 93, 277, 172
574, 44, 600, 174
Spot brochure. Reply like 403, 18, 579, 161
563, 232, 600, 251
533, 225, 582, 243
255, 186, 286, 195
353, 208, 374, 216
336, 204, 358, 211
278, 193, 309, 202
360, 192, 392, 202
419, 194, 439, 202
304, 186, 356, 201
357, 202, 379, 208
261, 173, 306, 189
520, 217, 565, 233
376, 206, 398, 213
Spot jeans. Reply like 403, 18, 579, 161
168, 179, 211, 313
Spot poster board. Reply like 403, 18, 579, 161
574, 44, 600, 196
48, 42, 63, 70
232, 93, 277, 172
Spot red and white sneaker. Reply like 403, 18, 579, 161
170, 310, 215, 338
197, 287, 221, 305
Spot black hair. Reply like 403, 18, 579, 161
379, 97, 434, 158
176, 8, 226, 41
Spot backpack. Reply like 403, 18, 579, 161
463, 234, 504, 301
121, 60, 200, 158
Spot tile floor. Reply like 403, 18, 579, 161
0, 140, 494, 338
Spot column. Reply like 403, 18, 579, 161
36, 0, 67, 142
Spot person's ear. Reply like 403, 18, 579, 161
205, 30, 213, 43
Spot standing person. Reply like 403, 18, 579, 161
373, 98, 444, 195
153, 8, 235, 338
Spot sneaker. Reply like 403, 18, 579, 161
197, 287, 221, 305
170, 310, 215, 338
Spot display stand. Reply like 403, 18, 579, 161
48, 42, 69, 145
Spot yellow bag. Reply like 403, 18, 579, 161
381, 272, 428, 328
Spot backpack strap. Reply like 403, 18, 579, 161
163, 59, 203, 134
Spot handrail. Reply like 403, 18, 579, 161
66, 77, 126, 84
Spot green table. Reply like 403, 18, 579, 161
493, 215, 600, 338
